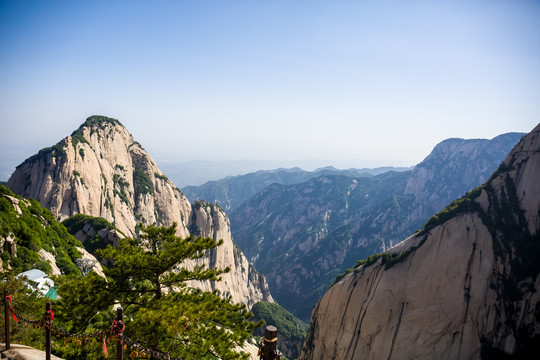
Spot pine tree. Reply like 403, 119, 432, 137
55, 223, 262, 359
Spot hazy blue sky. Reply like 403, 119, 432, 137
1, 0, 539, 181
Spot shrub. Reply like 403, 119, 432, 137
133, 167, 154, 195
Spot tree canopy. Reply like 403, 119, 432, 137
55, 223, 262, 359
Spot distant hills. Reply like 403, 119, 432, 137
182, 165, 413, 212
157, 159, 413, 188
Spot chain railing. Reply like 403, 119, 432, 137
3, 290, 184, 360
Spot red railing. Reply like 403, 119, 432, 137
3, 290, 183, 360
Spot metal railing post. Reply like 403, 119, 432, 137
4, 290, 10, 350
45, 302, 51, 360
116, 307, 123, 360
259, 325, 281, 360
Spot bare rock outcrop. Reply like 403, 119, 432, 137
231, 133, 522, 320
7, 116, 273, 307
186, 201, 273, 306
75, 246, 106, 278
38, 249, 62, 275
300, 125, 540, 359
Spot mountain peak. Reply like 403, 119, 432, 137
7, 115, 274, 307
9, 116, 184, 236
75, 115, 123, 132
68, 115, 125, 147
314, 166, 338, 172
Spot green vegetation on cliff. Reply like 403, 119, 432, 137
133, 166, 154, 195
62, 213, 123, 255
251, 301, 308, 360
0, 184, 82, 275
73, 115, 122, 136
251, 301, 308, 342
17, 141, 67, 169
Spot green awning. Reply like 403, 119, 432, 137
45, 286, 57, 300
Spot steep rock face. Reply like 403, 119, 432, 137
8, 117, 192, 237
300, 125, 540, 359
404, 133, 523, 220
7, 116, 273, 307
187, 202, 273, 307
231, 133, 523, 320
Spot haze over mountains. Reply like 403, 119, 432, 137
183, 166, 413, 212
158, 160, 413, 188
2, 114, 538, 359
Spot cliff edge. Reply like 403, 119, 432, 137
300, 124, 540, 359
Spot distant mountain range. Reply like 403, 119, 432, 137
182, 166, 413, 212
155, 159, 413, 188
187, 132, 524, 320
3, 114, 529, 344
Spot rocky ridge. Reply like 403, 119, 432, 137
299, 125, 540, 359
404, 133, 524, 220
231, 133, 523, 320
7, 116, 273, 307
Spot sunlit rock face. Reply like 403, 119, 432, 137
230, 132, 522, 320
8, 115, 273, 307
299, 125, 540, 360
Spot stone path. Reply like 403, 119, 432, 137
1, 344, 63, 360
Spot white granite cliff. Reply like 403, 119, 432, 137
7, 116, 273, 307
300, 124, 540, 360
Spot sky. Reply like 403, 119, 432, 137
1, 0, 539, 183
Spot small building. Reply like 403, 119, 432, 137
18, 269, 57, 300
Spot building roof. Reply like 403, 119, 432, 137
19, 269, 47, 281
18, 269, 54, 296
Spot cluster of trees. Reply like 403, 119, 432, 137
0, 185, 81, 275
54, 223, 262, 359
61, 213, 122, 255
1, 184, 263, 359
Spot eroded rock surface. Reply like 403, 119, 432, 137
300, 125, 540, 359
8, 116, 273, 307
